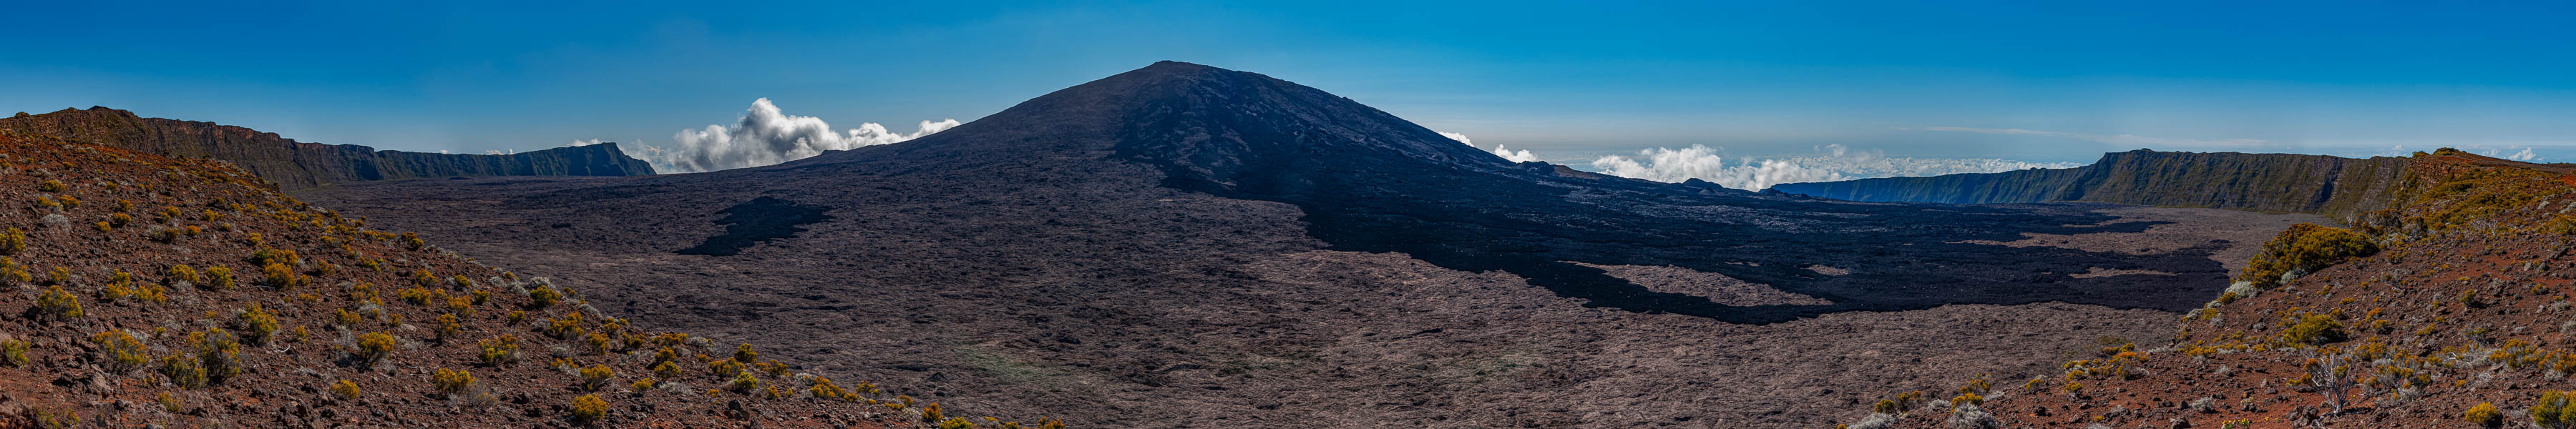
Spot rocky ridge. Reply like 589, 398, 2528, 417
1772, 149, 2414, 221
1, 107, 653, 191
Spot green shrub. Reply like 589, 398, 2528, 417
735, 343, 758, 363
580, 364, 615, 391
1, 340, 29, 367
237, 305, 280, 345
37, 180, 63, 192
527, 286, 561, 308
434, 313, 462, 340
92, 330, 147, 373
201, 266, 233, 290
0, 258, 27, 286
726, 370, 760, 393
261, 262, 299, 289
2279, 315, 2348, 346
2537, 391, 2576, 428
167, 264, 200, 286
2469, 402, 2502, 428
477, 335, 520, 366
331, 380, 361, 400
32, 285, 83, 320
2547, 215, 2576, 236
354, 332, 396, 363
545, 312, 585, 340
190, 327, 242, 384
2238, 223, 2378, 289
433, 368, 475, 395
161, 353, 208, 389
570, 394, 608, 425
0, 227, 24, 255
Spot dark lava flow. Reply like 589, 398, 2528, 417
1106, 62, 2233, 324
676, 197, 833, 256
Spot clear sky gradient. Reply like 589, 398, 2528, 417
4, 1, 2570, 164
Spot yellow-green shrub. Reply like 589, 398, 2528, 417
726, 370, 760, 393
2537, 391, 2576, 428
331, 380, 361, 400
0, 227, 24, 255
570, 394, 608, 425
477, 335, 520, 366
237, 305, 280, 344
161, 353, 208, 389
354, 332, 396, 362
33, 285, 82, 320
190, 327, 242, 384
261, 262, 298, 289
92, 330, 147, 372
433, 368, 475, 395
580, 364, 615, 391
1, 340, 27, 367
167, 264, 200, 286
202, 266, 234, 290
527, 285, 561, 308
2279, 314, 2348, 346
2468, 402, 2502, 427
0, 258, 28, 285
2239, 223, 2377, 289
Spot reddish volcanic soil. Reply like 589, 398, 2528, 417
0, 135, 955, 428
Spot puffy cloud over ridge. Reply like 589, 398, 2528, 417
1438, 131, 1542, 163
636, 98, 960, 173
1590, 144, 2078, 190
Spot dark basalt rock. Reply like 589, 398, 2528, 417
0, 107, 655, 190
675, 197, 833, 256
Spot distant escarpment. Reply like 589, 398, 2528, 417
1, 107, 653, 190
1771, 149, 2412, 220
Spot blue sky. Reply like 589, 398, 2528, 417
4, 1, 2572, 167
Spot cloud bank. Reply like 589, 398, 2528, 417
1918, 127, 2270, 149
1590, 144, 2079, 190
635, 99, 960, 173
1438, 131, 1543, 163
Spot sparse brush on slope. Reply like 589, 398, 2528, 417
1860, 149, 2576, 428
0, 136, 1049, 428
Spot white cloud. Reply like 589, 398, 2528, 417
1590, 144, 2079, 190
1438, 132, 1473, 146
2509, 147, 2542, 162
568, 138, 608, 147
635, 98, 961, 173
1920, 127, 2270, 149
1437, 131, 1543, 162
482, 149, 517, 155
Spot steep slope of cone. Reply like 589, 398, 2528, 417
0, 135, 1045, 428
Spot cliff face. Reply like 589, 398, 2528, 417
1771, 149, 2414, 219
0, 107, 653, 189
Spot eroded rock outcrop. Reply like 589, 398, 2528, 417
1772, 149, 2412, 220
